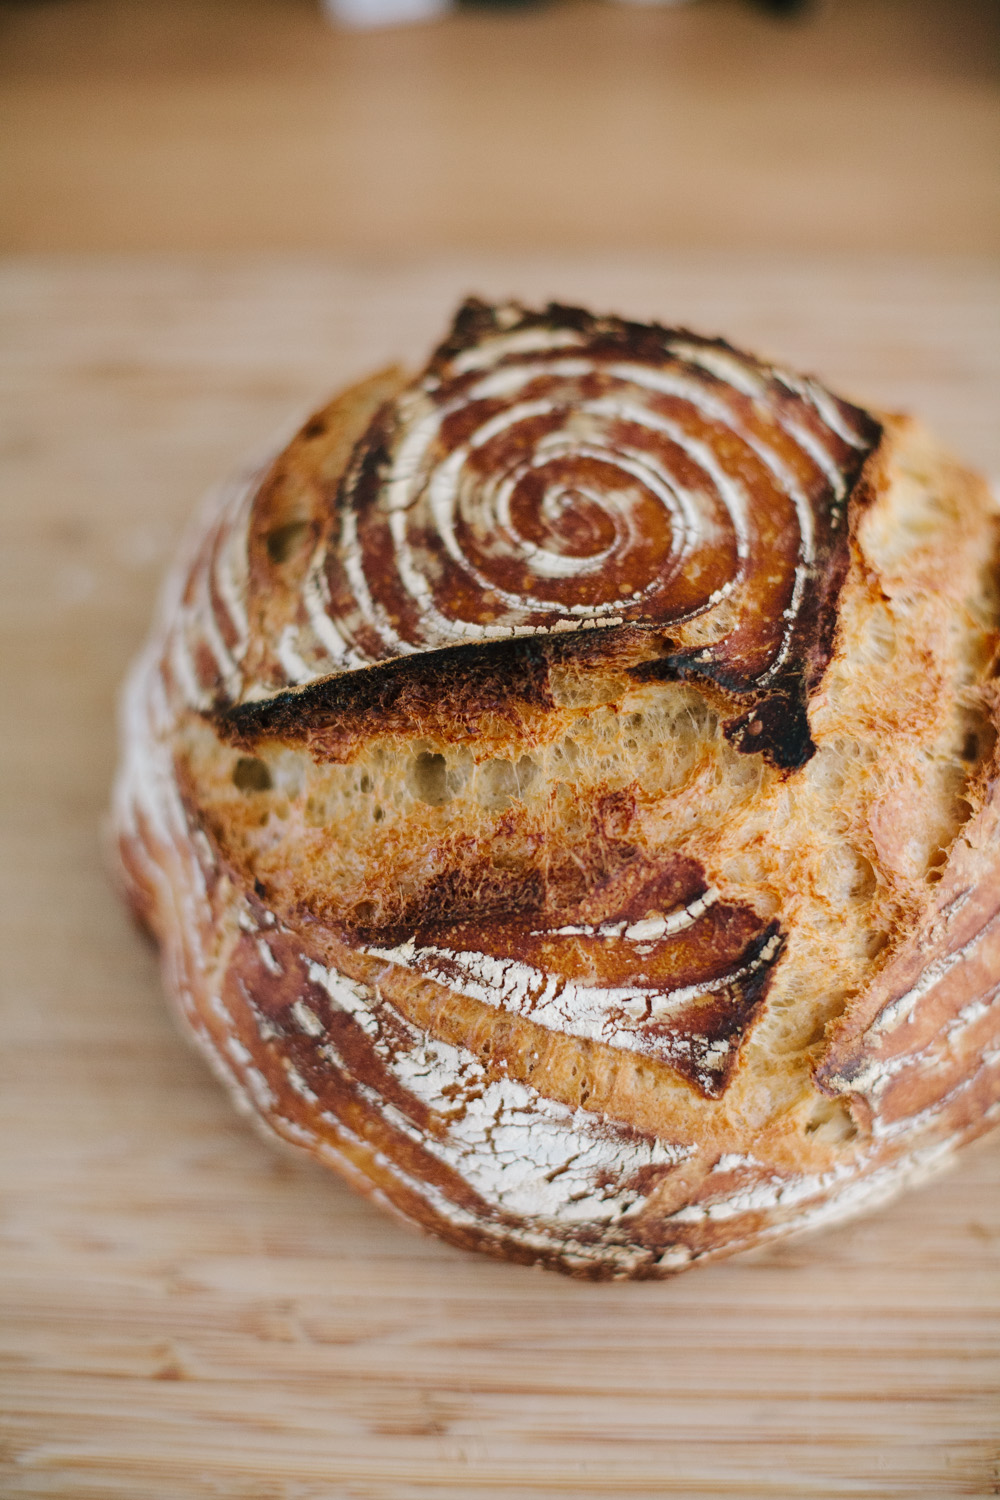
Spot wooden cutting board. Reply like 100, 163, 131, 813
2, 255, 999, 1500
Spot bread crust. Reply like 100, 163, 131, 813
114, 301, 1000, 1278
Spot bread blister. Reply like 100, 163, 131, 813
114, 300, 1000, 1277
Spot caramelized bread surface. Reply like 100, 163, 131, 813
114, 301, 1000, 1276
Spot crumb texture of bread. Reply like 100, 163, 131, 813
114, 300, 1000, 1278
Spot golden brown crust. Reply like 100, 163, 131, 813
113, 300, 1000, 1278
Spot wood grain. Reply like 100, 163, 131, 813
1, 254, 999, 1498
1, 0, 998, 257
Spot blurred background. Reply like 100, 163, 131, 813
2, 0, 997, 258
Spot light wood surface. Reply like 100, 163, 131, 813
2, 254, 999, 1498
1, 0, 998, 256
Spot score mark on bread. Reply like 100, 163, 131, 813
115, 299, 1000, 1277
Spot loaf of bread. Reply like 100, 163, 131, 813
114, 299, 1000, 1278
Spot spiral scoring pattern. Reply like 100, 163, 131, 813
304, 301, 880, 764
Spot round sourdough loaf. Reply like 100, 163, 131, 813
114, 299, 1000, 1278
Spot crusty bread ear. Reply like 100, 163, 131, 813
114, 301, 1000, 1278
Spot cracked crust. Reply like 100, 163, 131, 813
113, 300, 1000, 1278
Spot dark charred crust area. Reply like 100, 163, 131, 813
629, 445, 881, 771
213, 635, 558, 757
640, 921, 784, 1097
323, 403, 402, 664
631, 655, 818, 770
212, 623, 695, 758
432, 297, 753, 377
723, 690, 816, 770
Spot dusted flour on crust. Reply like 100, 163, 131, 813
114, 299, 1000, 1278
